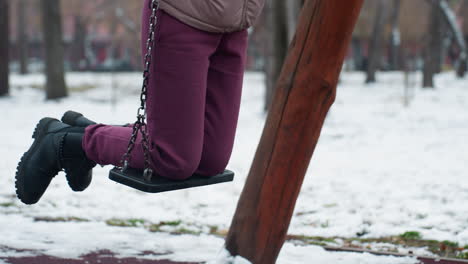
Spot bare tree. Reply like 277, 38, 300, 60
0, 0, 9, 96
84, 0, 142, 69
263, 0, 288, 112
434, 0, 467, 77
459, 4, 468, 77
70, 15, 87, 70
423, 1, 444, 88
388, 0, 401, 71
264, 0, 303, 112
285, 0, 302, 42
366, 0, 390, 83
41, 0, 68, 99
17, 0, 28, 74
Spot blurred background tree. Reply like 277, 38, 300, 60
2, 0, 468, 101
41, 0, 68, 99
388, 0, 402, 72
366, 0, 391, 83
262, 0, 303, 111
0, 0, 9, 96
423, 0, 445, 88
17, 0, 28, 75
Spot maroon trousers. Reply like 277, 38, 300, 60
82, 4, 248, 180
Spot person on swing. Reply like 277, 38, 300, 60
15, 0, 265, 205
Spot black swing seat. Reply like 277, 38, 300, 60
109, 167, 234, 193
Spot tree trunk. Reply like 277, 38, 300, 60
433, 0, 467, 78
263, 1, 274, 112
423, 2, 444, 88
71, 16, 87, 71
388, 0, 401, 71
17, 0, 28, 75
41, 0, 68, 99
365, 0, 390, 83
351, 38, 364, 71
0, 0, 9, 96
460, 1, 468, 77
264, 0, 288, 112
458, 37, 468, 78
225, 1, 364, 263
285, 0, 303, 42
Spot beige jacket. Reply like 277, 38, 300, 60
159, 0, 265, 33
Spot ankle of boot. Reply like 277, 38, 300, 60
61, 133, 96, 166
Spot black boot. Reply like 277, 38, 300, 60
60, 111, 97, 192
61, 110, 130, 127
61, 132, 96, 192
61, 110, 96, 127
60, 111, 129, 192
15, 118, 96, 205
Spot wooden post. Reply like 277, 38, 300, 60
225, 0, 363, 263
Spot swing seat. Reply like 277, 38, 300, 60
109, 167, 234, 193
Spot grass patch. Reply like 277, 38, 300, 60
285, 233, 464, 259
147, 220, 202, 236
0, 202, 15, 207
69, 84, 97, 92
457, 251, 468, 259
105, 218, 146, 227
105, 219, 183, 229
106, 218, 222, 236
286, 235, 339, 247
442, 240, 459, 248
400, 231, 422, 240
25, 84, 97, 92
147, 220, 182, 232
171, 227, 201, 236
160, 220, 182, 226
34, 216, 89, 222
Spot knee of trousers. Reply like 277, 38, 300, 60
198, 152, 231, 176
154, 156, 200, 181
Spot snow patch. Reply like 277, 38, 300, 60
206, 249, 252, 264
1, 71, 467, 263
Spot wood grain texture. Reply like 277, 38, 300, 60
225, 0, 363, 263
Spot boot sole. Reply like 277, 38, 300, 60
15, 118, 58, 204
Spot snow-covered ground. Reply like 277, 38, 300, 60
1, 71, 467, 263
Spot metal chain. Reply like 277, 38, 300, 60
120, 0, 159, 182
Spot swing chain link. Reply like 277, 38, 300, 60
120, 0, 159, 182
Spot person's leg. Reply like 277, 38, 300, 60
82, 6, 222, 180
195, 29, 249, 176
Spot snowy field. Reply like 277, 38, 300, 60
0, 71, 467, 263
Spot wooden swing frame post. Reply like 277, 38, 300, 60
225, 0, 364, 263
